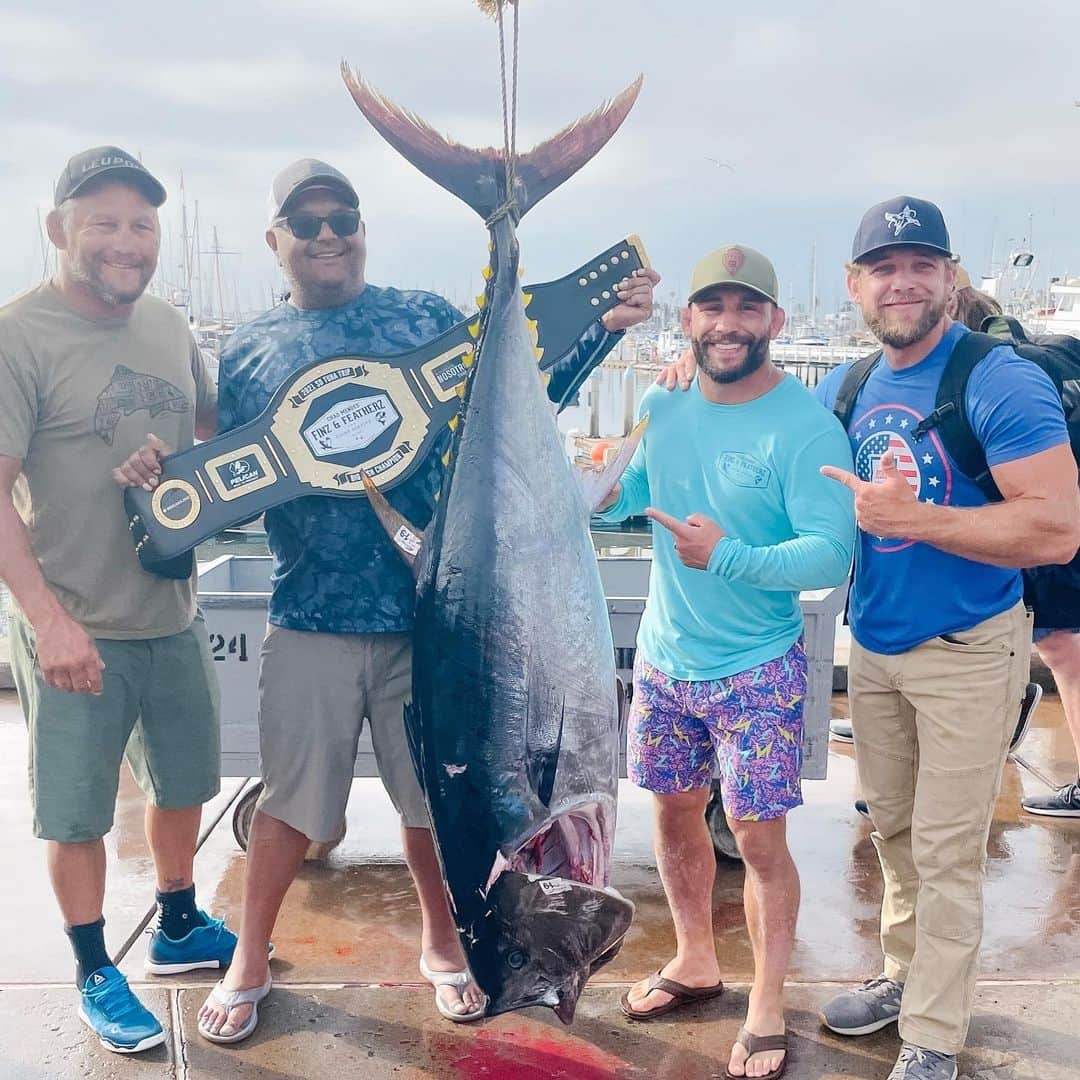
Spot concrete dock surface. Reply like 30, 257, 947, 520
1, 687, 1077, 1079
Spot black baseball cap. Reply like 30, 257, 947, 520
851, 195, 954, 263
267, 158, 360, 223
54, 146, 166, 207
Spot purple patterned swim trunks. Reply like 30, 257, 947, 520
627, 639, 807, 821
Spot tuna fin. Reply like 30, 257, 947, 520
359, 469, 425, 575
341, 64, 643, 220
577, 416, 648, 513
526, 695, 564, 808
512, 76, 643, 217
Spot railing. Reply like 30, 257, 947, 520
771, 344, 872, 389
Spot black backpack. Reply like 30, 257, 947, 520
832, 315, 1080, 502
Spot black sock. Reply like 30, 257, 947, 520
156, 884, 207, 940
66, 917, 112, 988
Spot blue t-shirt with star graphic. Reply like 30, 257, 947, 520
816, 322, 1067, 654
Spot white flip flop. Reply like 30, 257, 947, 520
419, 955, 488, 1023
197, 974, 273, 1045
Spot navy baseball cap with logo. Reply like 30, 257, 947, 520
851, 195, 954, 263
267, 158, 360, 223
54, 146, 166, 207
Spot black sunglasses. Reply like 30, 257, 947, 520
275, 209, 361, 240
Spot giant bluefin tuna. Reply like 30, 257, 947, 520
341, 62, 646, 1022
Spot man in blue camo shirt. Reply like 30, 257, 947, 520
193, 159, 659, 1041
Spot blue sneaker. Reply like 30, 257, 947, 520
145, 912, 239, 975
78, 966, 166, 1054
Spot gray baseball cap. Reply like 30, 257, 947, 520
54, 145, 166, 207
267, 158, 359, 223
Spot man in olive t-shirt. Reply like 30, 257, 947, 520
0, 147, 232, 1056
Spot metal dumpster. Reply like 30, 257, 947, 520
199, 553, 842, 783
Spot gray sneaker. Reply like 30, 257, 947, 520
887, 1043, 957, 1080
819, 974, 903, 1035
1022, 780, 1080, 817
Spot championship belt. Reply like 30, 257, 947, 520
126, 235, 649, 575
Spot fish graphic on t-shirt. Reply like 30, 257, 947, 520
94, 365, 190, 445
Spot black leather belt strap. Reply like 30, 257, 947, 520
126, 235, 649, 575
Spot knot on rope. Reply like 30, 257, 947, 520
484, 198, 520, 228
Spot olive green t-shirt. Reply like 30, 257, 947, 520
0, 282, 217, 639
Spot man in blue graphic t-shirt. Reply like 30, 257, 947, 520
815, 196, 1080, 1080
181, 159, 659, 1041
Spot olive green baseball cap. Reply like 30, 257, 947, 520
688, 245, 779, 305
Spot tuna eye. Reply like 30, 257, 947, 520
506, 949, 527, 970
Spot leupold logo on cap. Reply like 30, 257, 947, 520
81, 155, 137, 174
723, 247, 745, 274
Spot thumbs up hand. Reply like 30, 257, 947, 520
820, 448, 921, 538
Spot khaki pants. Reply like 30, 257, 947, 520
849, 601, 1029, 1054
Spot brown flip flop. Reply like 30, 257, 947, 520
619, 969, 725, 1021
723, 1025, 789, 1080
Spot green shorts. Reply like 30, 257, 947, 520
11, 613, 221, 843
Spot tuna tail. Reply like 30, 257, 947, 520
341, 64, 643, 221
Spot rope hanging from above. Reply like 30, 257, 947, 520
477, 1, 521, 226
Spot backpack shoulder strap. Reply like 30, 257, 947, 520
832, 351, 882, 430
980, 313, 1030, 343
913, 331, 1002, 501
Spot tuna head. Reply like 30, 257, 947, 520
468, 872, 634, 1023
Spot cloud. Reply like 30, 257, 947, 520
2, 0, 1080, 314
0, 17, 330, 109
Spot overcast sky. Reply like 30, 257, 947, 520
3, 0, 1079, 320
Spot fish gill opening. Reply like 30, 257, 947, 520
484, 801, 612, 894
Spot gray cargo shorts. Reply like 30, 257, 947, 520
256, 625, 428, 840
11, 613, 220, 843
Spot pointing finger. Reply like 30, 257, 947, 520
820, 465, 862, 492
645, 506, 690, 537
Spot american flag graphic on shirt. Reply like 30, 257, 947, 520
851, 404, 952, 553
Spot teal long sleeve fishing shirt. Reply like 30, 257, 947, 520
597, 373, 856, 680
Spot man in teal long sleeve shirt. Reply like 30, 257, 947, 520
607, 246, 854, 1080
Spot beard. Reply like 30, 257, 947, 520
864, 295, 946, 348
68, 248, 155, 306
692, 332, 770, 385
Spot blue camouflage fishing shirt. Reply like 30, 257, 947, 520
218, 283, 618, 634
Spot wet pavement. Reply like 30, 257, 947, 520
1, 687, 1078, 1079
